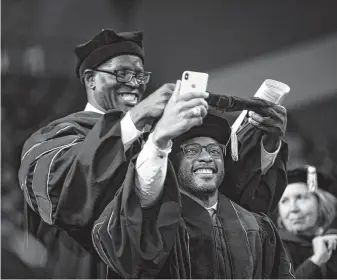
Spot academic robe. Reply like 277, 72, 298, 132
17, 108, 287, 278
92, 156, 295, 279
18, 110, 138, 278
279, 228, 337, 279
222, 119, 288, 214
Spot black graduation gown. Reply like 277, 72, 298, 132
279, 228, 337, 279
18, 110, 139, 278
92, 156, 295, 279
17, 108, 287, 278
222, 120, 288, 215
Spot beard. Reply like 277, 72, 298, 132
177, 167, 225, 195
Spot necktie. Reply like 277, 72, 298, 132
209, 209, 218, 226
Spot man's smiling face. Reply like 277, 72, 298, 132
90, 55, 146, 112
176, 136, 225, 195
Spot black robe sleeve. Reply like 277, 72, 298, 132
222, 120, 288, 214
295, 258, 323, 279
92, 156, 182, 278
18, 110, 137, 231
280, 241, 324, 279
257, 214, 295, 279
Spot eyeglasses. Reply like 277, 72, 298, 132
180, 143, 226, 159
93, 69, 151, 85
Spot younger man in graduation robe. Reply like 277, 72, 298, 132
92, 81, 294, 278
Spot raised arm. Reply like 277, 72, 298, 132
18, 83, 176, 230
221, 105, 288, 214
92, 80, 209, 277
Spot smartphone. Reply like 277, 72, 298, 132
179, 71, 209, 96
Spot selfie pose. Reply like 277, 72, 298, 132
278, 166, 337, 278
18, 28, 289, 278
92, 82, 294, 278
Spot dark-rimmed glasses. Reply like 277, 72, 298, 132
180, 143, 226, 159
93, 69, 151, 85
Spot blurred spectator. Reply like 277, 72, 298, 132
1, 49, 10, 74
1, 73, 85, 278
2, 106, 47, 278
22, 45, 45, 76
277, 166, 337, 279
1, 178, 48, 278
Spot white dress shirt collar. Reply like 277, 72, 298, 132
84, 103, 104, 114
205, 202, 218, 212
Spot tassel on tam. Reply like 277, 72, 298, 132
229, 110, 247, 162
230, 132, 239, 162
287, 166, 334, 193
307, 165, 318, 192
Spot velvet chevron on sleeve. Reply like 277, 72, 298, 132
17, 110, 144, 278
92, 157, 182, 278
18, 110, 140, 229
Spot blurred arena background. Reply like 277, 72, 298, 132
1, 0, 337, 276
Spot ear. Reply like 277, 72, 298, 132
83, 69, 95, 89
277, 216, 285, 229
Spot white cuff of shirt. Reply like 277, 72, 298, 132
120, 111, 144, 150
260, 136, 281, 174
135, 132, 172, 208
136, 132, 172, 169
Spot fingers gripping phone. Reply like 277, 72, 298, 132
179, 71, 209, 96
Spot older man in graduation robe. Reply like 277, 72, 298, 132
18, 29, 178, 278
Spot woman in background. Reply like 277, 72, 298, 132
278, 166, 337, 279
